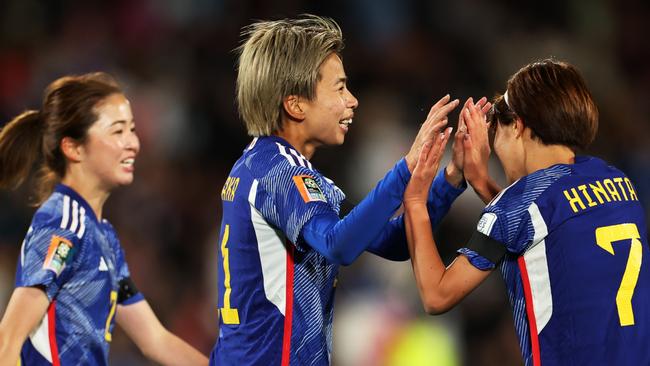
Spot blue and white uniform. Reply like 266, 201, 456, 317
16, 184, 143, 365
460, 156, 650, 365
211, 136, 464, 365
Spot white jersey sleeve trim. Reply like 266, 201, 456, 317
29, 312, 53, 362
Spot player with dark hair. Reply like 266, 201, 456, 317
403, 59, 650, 365
0, 73, 208, 365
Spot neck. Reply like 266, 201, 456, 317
523, 142, 575, 175
273, 122, 317, 159
61, 170, 110, 220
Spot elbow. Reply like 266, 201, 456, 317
138, 330, 168, 361
331, 251, 354, 266
325, 245, 356, 266
420, 292, 455, 315
138, 340, 157, 361
391, 252, 411, 262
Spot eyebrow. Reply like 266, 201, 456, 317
334, 77, 347, 85
109, 120, 135, 127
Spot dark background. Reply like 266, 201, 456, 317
1, 0, 649, 365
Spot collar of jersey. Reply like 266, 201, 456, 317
54, 183, 99, 224
259, 135, 309, 160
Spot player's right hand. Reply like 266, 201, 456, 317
404, 127, 452, 205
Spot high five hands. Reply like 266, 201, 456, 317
405, 95, 495, 203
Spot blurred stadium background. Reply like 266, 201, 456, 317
1, 0, 648, 365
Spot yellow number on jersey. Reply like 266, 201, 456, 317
595, 223, 643, 326
220, 224, 240, 324
104, 290, 118, 341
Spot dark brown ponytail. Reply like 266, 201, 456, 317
0, 110, 45, 190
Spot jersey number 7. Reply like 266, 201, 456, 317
596, 223, 643, 327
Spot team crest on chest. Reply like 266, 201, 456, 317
293, 175, 327, 203
43, 235, 74, 276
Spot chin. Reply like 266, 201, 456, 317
116, 175, 135, 186
335, 133, 346, 145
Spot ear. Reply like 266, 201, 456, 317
514, 118, 526, 139
282, 95, 306, 121
60, 137, 83, 163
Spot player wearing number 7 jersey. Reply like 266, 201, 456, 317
0, 73, 207, 365
211, 15, 470, 366
403, 59, 650, 366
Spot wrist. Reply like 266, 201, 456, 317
470, 176, 498, 203
405, 155, 415, 173
404, 199, 428, 212
444, 163, 464, 188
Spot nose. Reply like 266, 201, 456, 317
346, 89, 359, 109
125, 130, 140, 154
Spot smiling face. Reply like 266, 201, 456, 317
79, 93, 140, 191
301, 53, 358, 148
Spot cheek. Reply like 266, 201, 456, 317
91, 140, 121, 162
323, 95, 346, 113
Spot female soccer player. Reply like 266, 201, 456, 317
210, 15, 495, 366
0, 73, 208, 365
404, 59, 650, 365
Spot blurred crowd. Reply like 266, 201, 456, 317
1, 0, 648, 365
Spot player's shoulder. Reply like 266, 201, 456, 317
487, 163, 574, 212
569, 155, 627, 179
244, 136, 317, 179
32, 184, 97, 242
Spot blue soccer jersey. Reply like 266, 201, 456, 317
459, 156, 650, 365
15, 184, 143, 365
211, 136, 463, 366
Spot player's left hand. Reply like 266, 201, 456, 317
405, 95, 459, 173
445, 97, 491, 187
462, 101, 492, 188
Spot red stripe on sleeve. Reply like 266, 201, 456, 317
281, 244, 295, 366
518, 256, 541, 366
48, 301, 61, 366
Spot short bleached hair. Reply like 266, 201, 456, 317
236, 14, 344, 136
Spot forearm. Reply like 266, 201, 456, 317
365, 217, 409, 261
470, 177, 501, 204
0, 287, 50, 366
301, 159, 410, 265
0, 330, 22, 366
144, 331, 208, 366
117, 301, 208, 366
367, 167, 465, 261
404, 202, 451, 313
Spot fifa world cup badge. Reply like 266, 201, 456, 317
43, 235, 74, 276
293, 175, 327, 203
